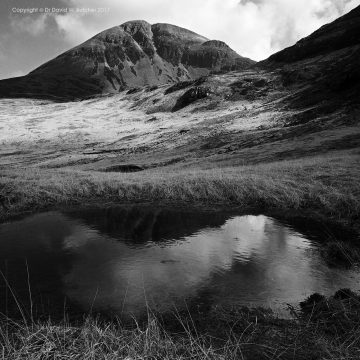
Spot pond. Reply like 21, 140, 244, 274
0, 206, 359, 320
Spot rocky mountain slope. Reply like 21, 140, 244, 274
260, 5, 360, 113
0, 21, 254, 100
265, 5, 360, 64
0, 6, 359, 175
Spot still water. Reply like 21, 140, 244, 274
0, 206, 359, 319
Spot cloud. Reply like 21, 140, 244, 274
0, 33, 10, 61
7, 70, 26, 78
54, 13, 96, 44
10, 14, 50, 36
8, 0, 360, 60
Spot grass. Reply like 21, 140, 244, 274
1, 290, 360, 359
321, 241, 360, 267
0, 141, 359, 359
1, 151, 359, 232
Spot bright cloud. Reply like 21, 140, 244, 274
49, 0, 360, 60
10, 14, 50, 36
0, 0, 359, 79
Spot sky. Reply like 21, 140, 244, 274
0, 0, 359, 79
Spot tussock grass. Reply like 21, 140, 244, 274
1, 291, 360, 360
1, 152, 359, 230
1, 152, 360, 358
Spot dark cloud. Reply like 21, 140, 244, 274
0, 0, 74, 78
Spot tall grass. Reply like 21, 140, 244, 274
2, 291, 360, 360
1, 152, 359, 230
1, 152, 360, 358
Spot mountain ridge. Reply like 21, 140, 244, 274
1, 6, 360, 102
0, 21, 254, 100
261, 5, 360, 65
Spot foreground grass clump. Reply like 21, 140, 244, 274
1, 291, 360, 359
0, 152, 359, 230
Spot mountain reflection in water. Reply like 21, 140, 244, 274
0, 207, 359, 319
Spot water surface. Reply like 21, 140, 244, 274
0, 206, 359, 319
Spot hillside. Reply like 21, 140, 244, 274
0, 21, 254, 100
265, 5, 360, 63
260, 5, 360, 113
1, 6, 360, 173
0, 6, 359, 225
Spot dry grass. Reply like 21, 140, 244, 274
1, 291, 360, 360
1, 152, 360, 359
0, 314, 284, 359
1, 152, 359, 231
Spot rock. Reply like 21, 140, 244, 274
165, 77, 207, 95
165, 80, 194, 95
102, 164, 144, 173
179, 129, 190, 134
127, 88, 141, 94
172, 86, 211, 111
147, 116, 158, 122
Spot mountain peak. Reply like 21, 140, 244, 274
121, 20, 152, 36
0, 21, 254, 100
152, 23, 209, 43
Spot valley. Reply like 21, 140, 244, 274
0, 5, 360, 360
1, 65, 359, 236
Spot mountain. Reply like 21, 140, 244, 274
0, 21, 254, 100
260, 5, 360, 111
1, 7, 359, 198
264, 5, 360, 64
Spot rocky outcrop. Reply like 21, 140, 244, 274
0, 21, 254, 101
172, 86, 211, 112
